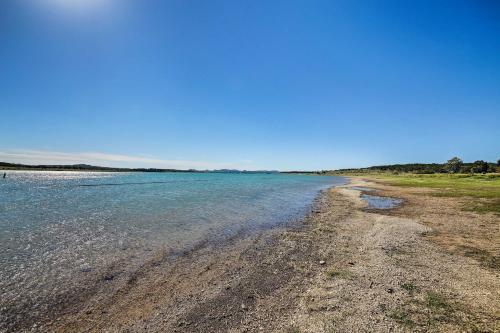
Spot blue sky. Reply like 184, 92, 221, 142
0, 0, 499, 170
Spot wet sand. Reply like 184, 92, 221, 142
5, 178, 500, 332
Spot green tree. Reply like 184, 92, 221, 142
445, 157, 463, 173
470, 160, 489, 174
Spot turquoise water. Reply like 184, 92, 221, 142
0, 170, 344, 320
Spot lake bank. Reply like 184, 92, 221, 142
14, 176, 498, 332
0, 172, 344, 332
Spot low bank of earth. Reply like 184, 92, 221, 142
24, 177, 500, 332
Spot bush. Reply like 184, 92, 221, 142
445, 157, 463, 173
470, 160, 489, 174
459, 165, 471, 173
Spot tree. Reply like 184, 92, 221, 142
497, 159, 500, 167
459, 165, 471, 173
470, 160, 489, 174
445, 157, 463, 173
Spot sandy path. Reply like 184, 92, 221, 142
15, 179, 500, 332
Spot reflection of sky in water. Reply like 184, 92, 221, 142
360, 194, 403, 209
350, 186, 375, 192
0, 171, 345, 313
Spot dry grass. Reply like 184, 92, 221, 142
325, 268, 355, 279
350, 175, 500, 271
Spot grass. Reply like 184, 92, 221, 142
424, 292, 451, 310
368, 173, 499, 198
458, 245, 499, 269
325, 268, 355, 279
401, 282, 419, 295
286, 326, 300, 333
340, 172, 500, 214
464, 199, 500, 215
388, 310, 416, 328
387, 292, 458, 330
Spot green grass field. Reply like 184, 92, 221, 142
368, 173, 499, 198
336, 173, 500, 214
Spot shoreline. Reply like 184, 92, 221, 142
1, 180, 342, 333
5, 177, 499, 332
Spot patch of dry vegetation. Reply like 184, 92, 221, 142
351, 174, 500, 271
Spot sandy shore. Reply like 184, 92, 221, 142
9, 178, 500, 332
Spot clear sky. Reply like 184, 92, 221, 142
0, 0, 499, 170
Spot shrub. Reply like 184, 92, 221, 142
445, 157, 463, 173
459, 165, 471, 173
470, 160, 489, 174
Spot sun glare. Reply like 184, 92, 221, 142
47, 0, 110, 9
40, 0, 114, 15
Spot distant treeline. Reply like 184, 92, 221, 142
281, 171, 323, 174
0, 162, 190, 172
3, 159, 499, 175
0, 162, 279, 174
333, 158, 500, 174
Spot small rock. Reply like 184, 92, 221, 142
80, 266, 92, 273
103, 274, 114, 281
319, 260, 326, 265
387, 288, 395, 294
241, 303, 247, 310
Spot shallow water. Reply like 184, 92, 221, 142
350, 186, 375, 192
0, 170, 345, 319
360, 194, 403, 209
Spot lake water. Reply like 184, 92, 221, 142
0, 170, 345, 325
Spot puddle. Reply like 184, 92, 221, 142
350, 186, 375, 192
361, 194, 403, 209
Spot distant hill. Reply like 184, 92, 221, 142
0, 162, 280, 174
0, 161, 189, 172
